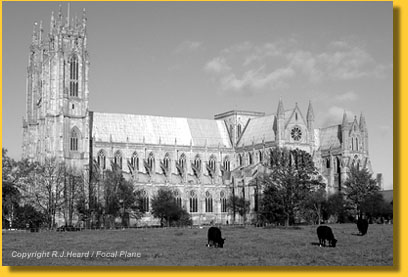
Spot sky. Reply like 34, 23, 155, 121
2, 2, 393, 189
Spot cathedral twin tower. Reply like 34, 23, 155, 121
22, 6, 372, 225
23, 5, 90, 169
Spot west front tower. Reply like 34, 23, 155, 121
22, 5, 90, 170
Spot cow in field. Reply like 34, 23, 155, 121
207, 227, 225, 248
357, 217, 369, 236
317, 226, 337, 247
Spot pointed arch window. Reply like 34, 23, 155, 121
130, 152, 139, 170
70, 128, 79, 151
114, 151, 123, 169
220, 191, 227, 213
194, 155, 201, 170
223, 157, 231, 172
148, 152, 155, 168
189, 190, 198, 213
97, 150, 106, 170
237, 124, 242, 138
163, 153, 170, 170
209, 155, 216, 171
174, 190, 182, 208
141, 190, 149, 212
179, 153, 186, 171
238, 154, 243, 167
249, 152, 253, 165
205, 191, 213, 213
69, 55, 79, 97
191, 154, 201, 177
259, 151, 263, 163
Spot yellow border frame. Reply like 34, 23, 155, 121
0, 0, 404, 275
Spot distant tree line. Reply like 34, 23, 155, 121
2, 148, 192, 230
227, 147, 392, 226
2, 146, 391, 229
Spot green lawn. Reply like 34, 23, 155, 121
2, 223, 393, 266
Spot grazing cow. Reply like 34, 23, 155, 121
357, 217, 369, 236
207, 227, 225, 248
317, 226, 337, 247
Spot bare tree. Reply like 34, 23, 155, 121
28, 157, 66, 229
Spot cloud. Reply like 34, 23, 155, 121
173, 40, 203, 54
320, 106, 354, 126
334, 91, 358, 102
378, 125, 392, 138
204, 39, 389, 94
204, 57, 230, 74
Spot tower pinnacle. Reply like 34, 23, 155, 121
277, 98, 284, 118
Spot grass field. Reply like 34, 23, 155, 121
2, 223, 393, 266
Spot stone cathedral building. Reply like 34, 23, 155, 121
22, 7, 372, 226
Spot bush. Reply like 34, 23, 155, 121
13, 204, 45, 230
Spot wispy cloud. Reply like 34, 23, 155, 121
334, 91, 359, 102
174, 40, 203, 54
320, 106, 354, 126
204, 39, 389, 93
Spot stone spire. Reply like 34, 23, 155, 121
50, 11, 55, 33
307, 100, 314, 122
277, 98, 284, 118
359, 112, 367, 130
342, 110, 348, 126
66, 2, 71, 27
39, 20, 43, 44
82, 8, 87, 31
31, 22, 38, 45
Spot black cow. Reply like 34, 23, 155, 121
207, 227, 225, 248
357, 217, 369, 236
317, 226, 337, 247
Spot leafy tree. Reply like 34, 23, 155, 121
343, 166, 380, 217
13, 204, 46, 230
254, 148, 325, 226
227, 195, 250, 224
301, 188, 327, 224
2, 148, 21, 228
103, 164, 144, 227
360, 192, 393, 222
151, 188, 191, 227
256, 175, 286, 225
322, 192, 352, 223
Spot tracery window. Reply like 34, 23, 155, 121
114, 151, 123, 169
148, 152, 155, 168
70, 128, 79, 151
223, 157, 231, 172
205, 191, 213, 213
237, 124, 242, 138
163, 153, 170, 170
189, 190, 198, 213
179, 153, 186, 170
141, 190, 149, 212
209, 155, 216, 171
130, 152, 139, 170
194, 155, 201, 169
174, 190, 182, 208
69, 55, 79, 97
220, 191, 227, 213
97, 150, 106, 170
